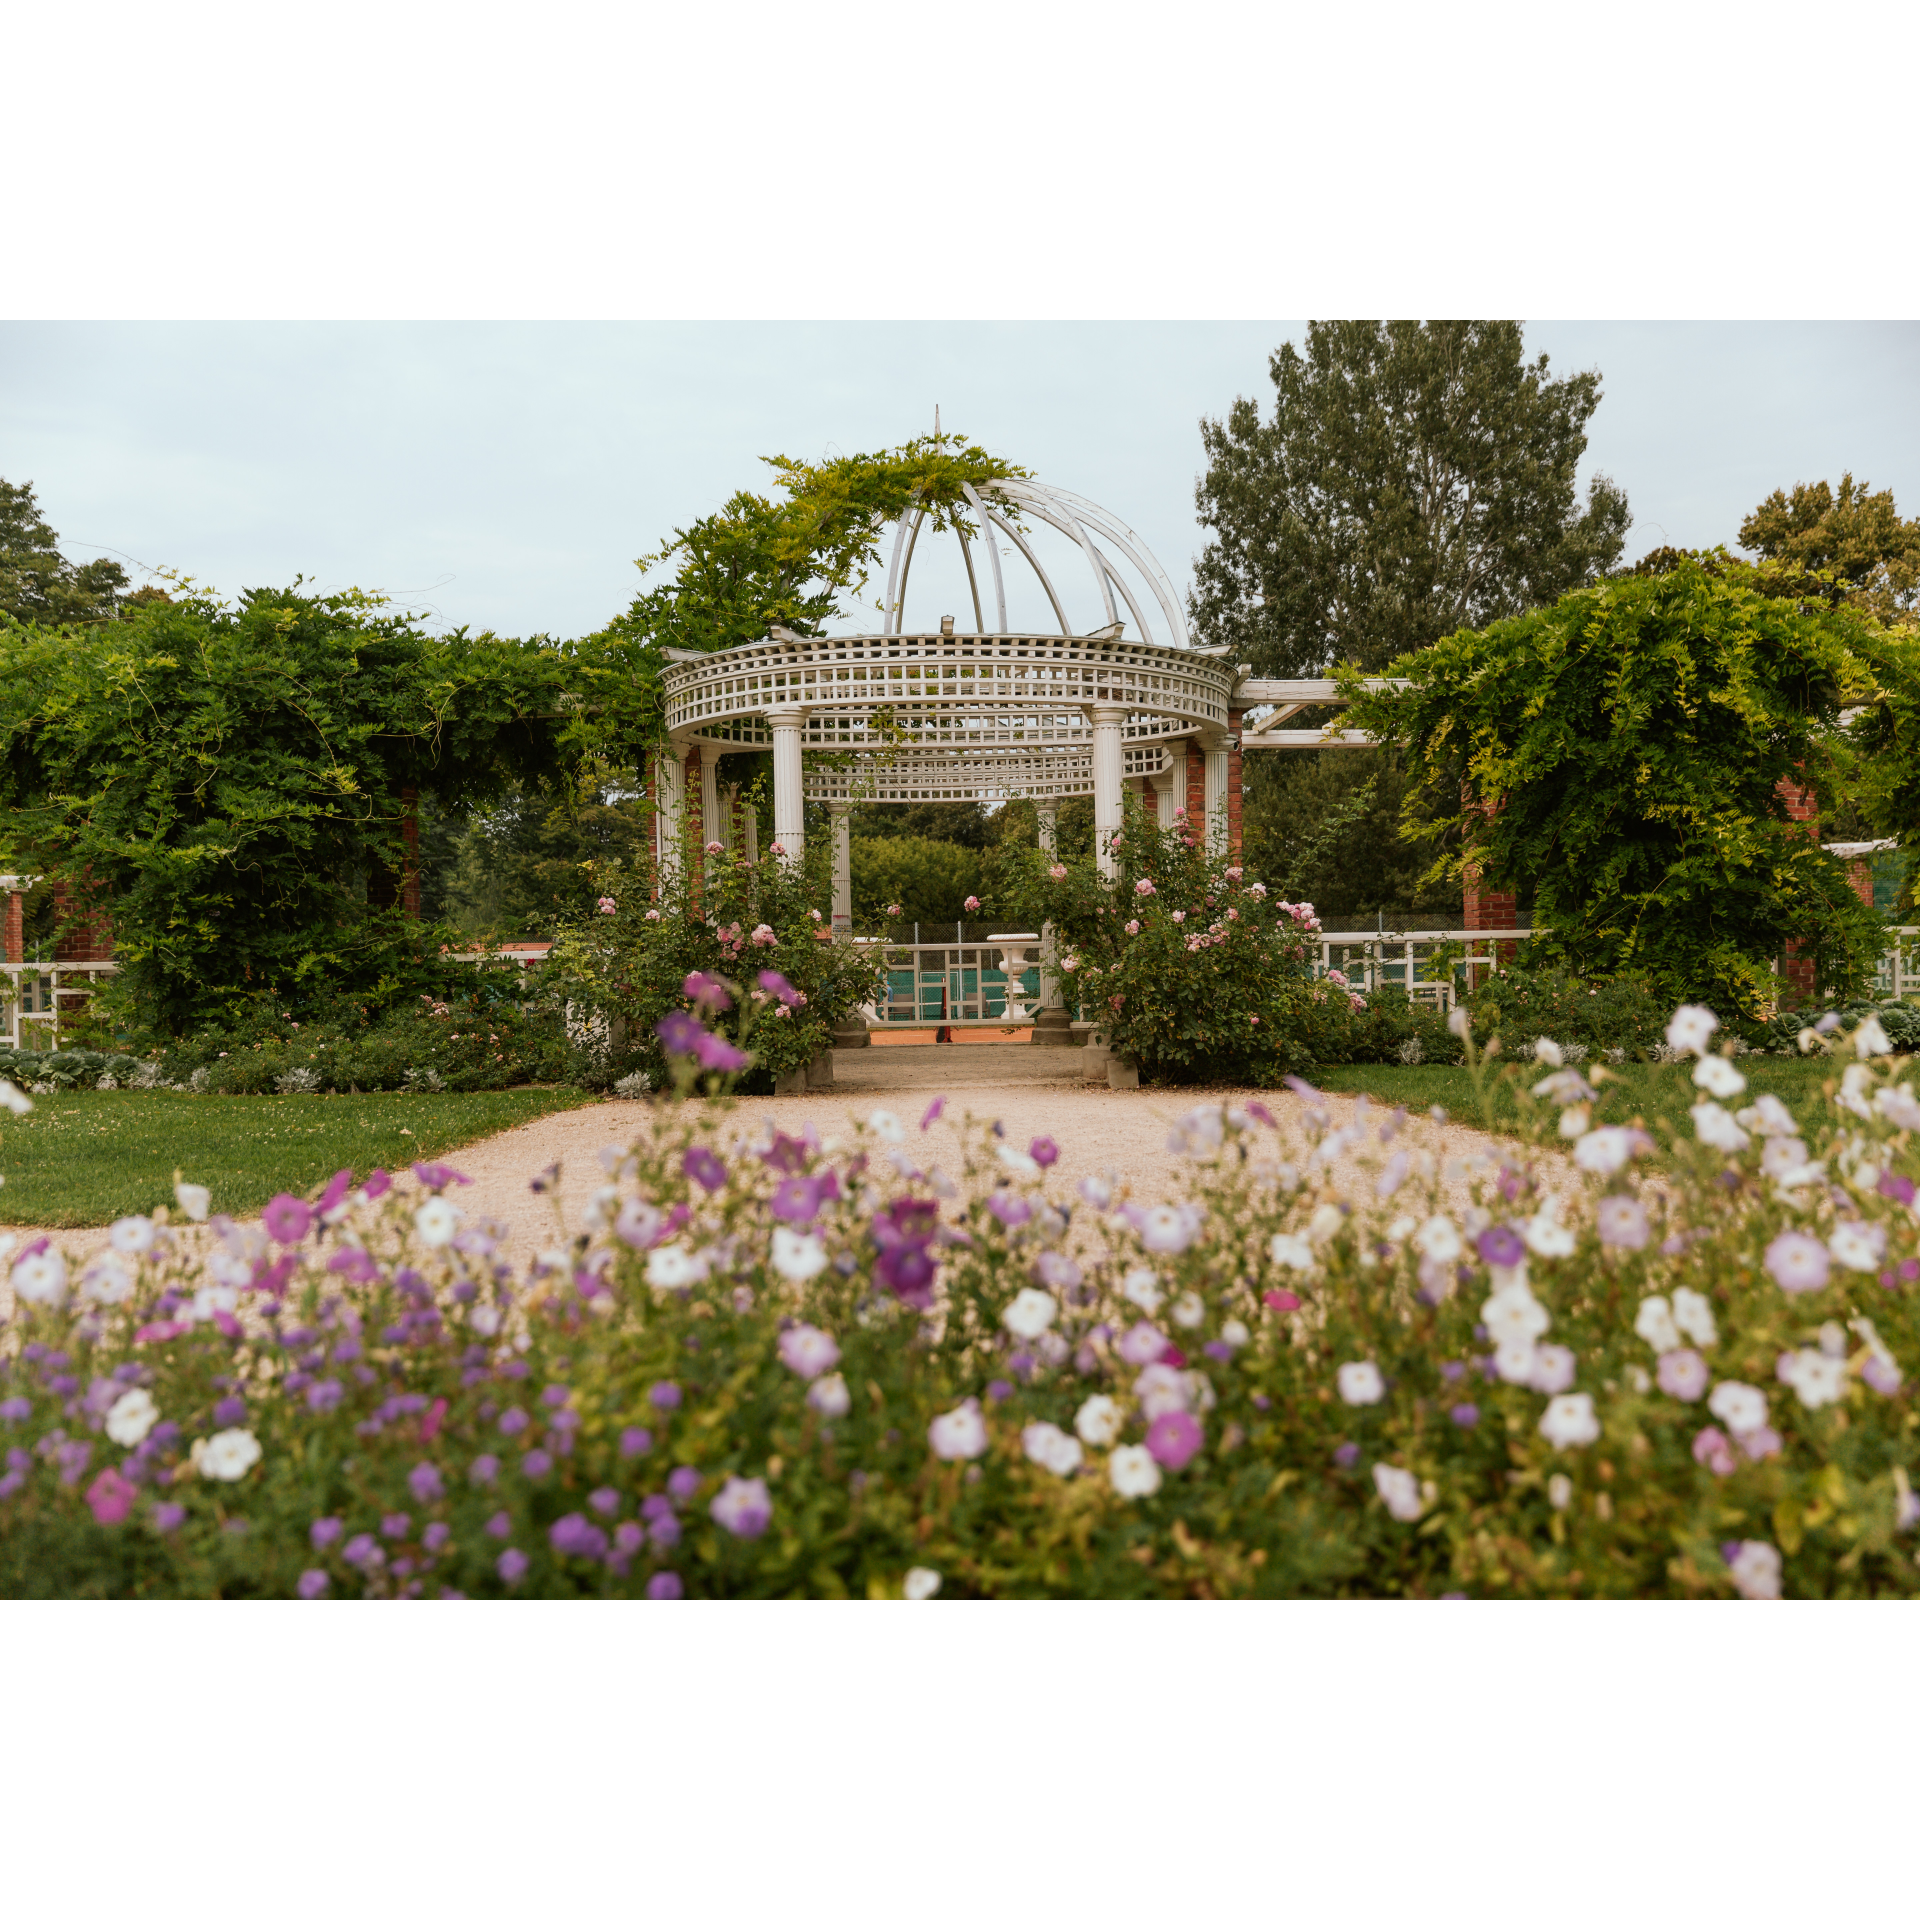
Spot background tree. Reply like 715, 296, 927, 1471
0, 478, 136, 626
1739, 473, 1920, 621
1345, 556, 1886, 1016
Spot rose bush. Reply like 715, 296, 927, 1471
3, 995, 1918, 1598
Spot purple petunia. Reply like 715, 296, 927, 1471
614, 1521, 644, 1556
212, 1394, 246, 1428
485, 1510, 512, 1539
498, 1406, 530, 1436
757, 969, 802, 1008
648, 1571, 684, 1599
666, 1466, 702, 1504
588, 1487, 621, 1517
408, 1462, 445, 1504
769, 1176, 827, 1224
657, 1011, 707, 1057
297, 1569, 330, 1599
619, 1426, 653, 1458
1765, 1231, 1829, 1295
381, 1512, 411, 1540
1030, 1137, 1059, 1168
1333, 1442, 1361, 1468
306, 1379, 344, 1414
1476, 1225, 1526, 1270
150, 1501, 185, 1533
342, 1533, 383, 1568
693, 1030, 751, 1073
650, 1381, 683, 1410
684, 971, 732, 1012
522, 1449, 552, 1479
1145, 1410, 1203, 1471
411, 1161, 473, 1194
423, 1521, 450, 1551
469, 1453, 499, 1484
683, 1147, 728, 1193
710, 1475, 773, 1538
262, 1194, 313, 1246
1450, 1402, 1480, 1427
549, 1513, 609, 1560
497, 1548, 529, 1585
310, 1515, 344, 1550
986, 1190, 1031, 1229
921, 1097, 946, 1131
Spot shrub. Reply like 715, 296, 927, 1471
2, 999, 1917, 1598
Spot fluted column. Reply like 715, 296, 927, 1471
698, 748, 721, 858
829, 800, 852, 935
1202, 731, 1231, 859
1035, 803, 1057, 856
1090, 705, 1126, 878
768, 710, 807, 867
655, 744, 686, 883
1157, 745, 1186, 830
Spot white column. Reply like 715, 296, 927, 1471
1163, 744, 1188, 831
698, 748, 721, 856
720, 783, 739, 854
655, 744, 686, 883
1203, 732, 1231, 858
1034, 802, 1063, 1007
1090, 705, 1127, 878
768, 710, 807, 867
828, 800, 852, 934
1035, 802, 1057, 855
744, 795, 760, 866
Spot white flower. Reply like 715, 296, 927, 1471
928, 1399, 989, 1460
414, 1196, 462, 1247
1413, 1216, 1462, 1263
11, 1248, 67, 1308
1075, 1395, 1124, 1446
1782, 1349, 1847, 1409
1002, 1287, 1058, 1340
1524, 1203, 1576, 1259
1021, 1421, 1083, 1476
469, 1303, 502, 1336
1666, 1005, 1720, 1057
1829, 1221, 1886, 1273
1109, 1444, 1162, 1499
1121, 1266, 1164, 1312
1372, 1463, 1425, 1522
903, 1567, 942, 1600
0, 1078, 32, 1116
1538, 1392, 1600, 1449
1136, 1362, 1190, 1419
1529, 1344, 1577, 1393
172, 1178, 211, 1222
996, 1144, 1040, 1178
1573, 1127, 1639, 1175
1268, 1232, 1314, 1271
1308, 1202, 1345, 1244
1671, 1286, 1718, 1347
1171, 1291, 1205, 1329
866, 1109, 905, 1144
1761, 1135, 1810, 1182
1738, 1095, 1798, 1138
1853, 1015, 1893, 1058
1727, 1540, 1782, 1600
807, 1373, 852, 1418
191, 1284, 239, 1321
79, 1253, 135, 1306
106, 1388, 160, 1447
1873, 1084, 1920, 1131
1693, 1055, 1747, 1098
1448, 1006, 1472, 1039
1691, 1103, 1750, 1153
1558, 1105, 1591, 1140
1494, 1342, 1540, 1384
1484, 1285, 1550, 1346
1138, 1204, 1198, 1254
1837, 1063, 1876, 1119
1707, 1380, 1768, 1435
199, 1427, 262, 1481
1548, 1473, 1572, 1510
1533, 1037, 1564, 1067
647, 1244, 707, 1291
1635, 1294, 1681, 1353
1337, 1360, 1385, 1406
769, 1228, 827, 1285
1220, 1318, 1250, 1348
109, 1214, 157, 1258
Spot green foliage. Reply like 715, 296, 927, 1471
1346, 556, 1888, 1018
850, 836, 985, 930
0, 477, 133, 627
6, 1024, 1920, 1599
1191, 322, 1630, 675
0, 584, 570, 1033
1739, 473, 1920, 621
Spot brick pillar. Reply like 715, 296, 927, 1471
1845, 857, 1875, 909
1460, 782, 1517, 974
52, 879, 114, 961
2, 889, 22, 964
1185, 748, 1207, 845
1777, 775, 1820, 1006
1225, 709, 1245, 864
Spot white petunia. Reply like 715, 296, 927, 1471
105, 1388, 160, 1447
1448, 1006, 1472, 1039
1634, 1294, 1681, 1354
1738, 1094, 1798, 1138
1121, 1266, 1164, 1312
903, 1567, 942, 1600
1484, 1285, 1550, 1347
1548, 1473, 1572, 1511
768, 1228, 826, 1285
1837, 1063, 1876, 1120
11, 1248, 67, 1309
1692, 1055, 1746, 1098
1528, 1344, 1577, 1394
1707, 1380, 1768, 1435
1727, 1540, 1782, 1599
109, 1215, 157, 1258
1220, 1319, 1250, 1349
1308, 1202, 1345, 1244
648, 1244, 708, 1291
1002, 1288, 1058, 1340
199, 1427, 262, 1481
928, 1399, 989, 1460
1873, 1084, 1920, 1131
1666, 1005, 1720, 1057
1852, 1015, 1892, 1058
1269, 1232, 1314, 1271
996, 1144, 1040, 1178
1074, 1395, 1124, 1447
1573, 1127, 1639, 1176
1171, 1291, 1205, 1329
1829, 1221, 1886, 1273
866, 1109, 905, 1144
807, 1373, 852, 1419
1524, 1203, 1576, 1259
0, 1078, 32, 1116
1533, 1037, 1564, 1067
173, 1178, 212, 1222
1136, 1362, 1191, 1420
1372, 1463, 1425, 1521
1494, 1342, 1540, 1384
191, 1284, 239, 1322
1671, 1286, 1718, 1348
1538, 1392, 1601, 1450
1336, 1360, 1385, 1406
1691, 1103, 1751, 1153
1413, 1216, 1463, 1263
469, 1303, 502, 1337
1558, 1105, 1591, 1140
1021, 1421, 1083, 1477
414, 1196, 463, 1247
1108, 1444, 1162, 1499
1780, 1348, 1847, 1409
1761, 1135, 1810, 1182
79, 1253, 135, 1306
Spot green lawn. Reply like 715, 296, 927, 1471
1311, 1053, 1850, 1151
0, 1087, 597, 1229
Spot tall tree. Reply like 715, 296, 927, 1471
1190, 322, 1631, 674
1739, 473, 1920, 620
0, 478, 133, 626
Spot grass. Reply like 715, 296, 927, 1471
1310, 1053, 1852, 1151
0, 1087, 597, 1229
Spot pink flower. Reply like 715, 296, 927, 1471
262, 1193, 312, 1245
1596, 1196, 1650, 1250
86, 1468, 137, 1525
1658, 1349, 1711, 1401
964, 896, 981, 913
597, 896, 617, 915
1249, 1014, 1260, 1025
1171, 909, 1186, 923
750, 923, 777, 945
1692, 1425, 1738, 1475
1225, 867, 1242, 880
1048, 864, 1068, 881
1145, 1410, 1203, 1470
1263, 1287, 1300, 1311
1134, 879, 1155, 897
886, 904, 903, 916
1117, 1321, 1168, 1365
1125, 919, 1141, 935
1765, 1231, 1829, 1293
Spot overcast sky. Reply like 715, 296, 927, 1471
4, 321, 1916, 643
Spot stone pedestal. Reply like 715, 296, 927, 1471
1030, 1006, 1075, 1048
832, 1022, 871, 1049
806, 1052, 834, 1089
1106, 1055, 1140, 1090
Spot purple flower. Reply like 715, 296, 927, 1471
657, 1011, 707, 1056
1145, 1410, 1203, 1471
986, 1190, 1031, 1229
262, 1194, 313, 1245
150, 1501, 185, 1533
1030, 1137, 1059, 1168
986, 1378, 1015, 1403
540, 1384, 570, 1408
648, 1571, 684, 1599
872, 1195, 941, 1307
381, 1512, 411, 1540
212, 1394, 246, 1428
1658, 1349, 1710, 1402
1333, 1442, 1361, 1468
756, 969, 801, 1007
769, 1176, 826, 1224
485, 1510, 512, 1540
310, 1515, 344, 1549
614, 1521, 644, 1556
497, 1548, 529, 1585
1878, 1170, 1917, 1207
1477, 1225, 1526, 1269
1693, 1426, 1737, 1475
408, 1462, 445, 1504
306, 1379, 344, 1414
412, 1162, 473, 1194
549, 1513, 609, 1559
1202, 1340, 1234, 1364
920, 1097, 946, 1131
1117, 1322, 1168, 1366
469, 1453, 499, 1484
710, 1475, 773, 1538
522, 1449, 552, 1479
1450, 1402, 1480, 1427
619, 1426, 653, 1458
777, 1323, 840, 1380
297, 1569, 330, 1599
328, 1246, 378, 1284
1595, 1196, 1651, 1251
1765, 1231, 1830, 1294
342, 1533, 383, 1568
1863, 1354, 1903, 1396
693, 1030, 751, 1073
683, 1147, 728, 1193
667, 1466, 702, 1503
648, 1510, 683, 1547
684, 971, 733, 1011
650, 1381, 683, 1410
588, 1486, 621, 1517
423, 1521, 451, 1551
0, 1397, 30, 1424
498, 1406, 530, 1436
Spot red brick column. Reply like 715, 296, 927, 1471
1184, 748, 1206, 844
2, 890, 22, 964
1460, 783, 1517, 972
52, 880, 114, 961
1845, 857, 1874, 908
1776, 775, 1821, 1006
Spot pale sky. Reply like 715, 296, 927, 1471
4, 321, 1916, 643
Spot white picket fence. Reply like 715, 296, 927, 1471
1, 962, 120, 1053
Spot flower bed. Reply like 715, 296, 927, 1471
1, 1003, 1917, 1598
